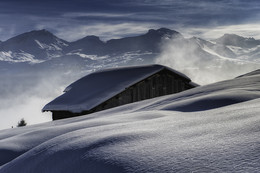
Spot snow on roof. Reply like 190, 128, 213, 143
42, 64, 192, 113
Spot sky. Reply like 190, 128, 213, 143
0, 0, 260, 42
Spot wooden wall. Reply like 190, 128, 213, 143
92, 69, 194, 112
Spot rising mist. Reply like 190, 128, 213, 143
156, 37, 260, 85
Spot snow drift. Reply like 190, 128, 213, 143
0, 69, 260, 172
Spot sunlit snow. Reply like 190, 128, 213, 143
0, 70, 260, 172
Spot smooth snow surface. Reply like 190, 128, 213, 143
0, 70, 260, 173
43, 64, 193, 113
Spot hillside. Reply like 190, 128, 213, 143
0, 69, 260, 172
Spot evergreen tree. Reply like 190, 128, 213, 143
17, 118, 27, 127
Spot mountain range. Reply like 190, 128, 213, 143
0, 28, 259, 73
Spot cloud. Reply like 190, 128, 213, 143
179, 23, 260, 40
0, 0, 260, 41
62, 12, 135, 18
51, 22, 159, 41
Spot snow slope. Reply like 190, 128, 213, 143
0, 71, 260, 172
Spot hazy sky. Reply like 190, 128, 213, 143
0, 0, 260, 41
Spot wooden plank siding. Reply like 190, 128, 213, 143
52, 68, 195, 120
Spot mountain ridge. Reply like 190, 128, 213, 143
1, 28, 259, 46
214, 33, 260, 48
0, 28, 182, 63
0, 28, 259, 67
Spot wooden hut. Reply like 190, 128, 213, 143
43, 64, 198, 120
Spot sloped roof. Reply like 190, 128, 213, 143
42, 64, 193, 113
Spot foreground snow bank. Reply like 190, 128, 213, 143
0, 70, 260, 172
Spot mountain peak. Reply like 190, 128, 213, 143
148, 28, 181, 36
3, 29, 59, 44
223, 34, 257, 42
26, 29, 56, 38
0, 29, 68, 61
71, 35, 104, 45
222, 34, 247, 40
218, 33, 258, 41
81, 35, 102, 42
215, 33, 259, 48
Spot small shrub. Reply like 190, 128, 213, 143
17, 118, 27, 127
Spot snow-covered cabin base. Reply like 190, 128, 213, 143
43, 64, 198, 120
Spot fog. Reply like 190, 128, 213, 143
0, 70, 85, 130
156, 38, 260, 85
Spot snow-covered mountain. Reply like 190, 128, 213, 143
0, 30, 68, 63
215, 34, 260, 48
0, 69, 260, 172
67, 28, 181, 55
0, 28, 259, 71
188, 35, 260, 63
0, 28, 259, 68
189, 34, 260, 63
0, 28, 178, 65
66, 35, 105, 55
